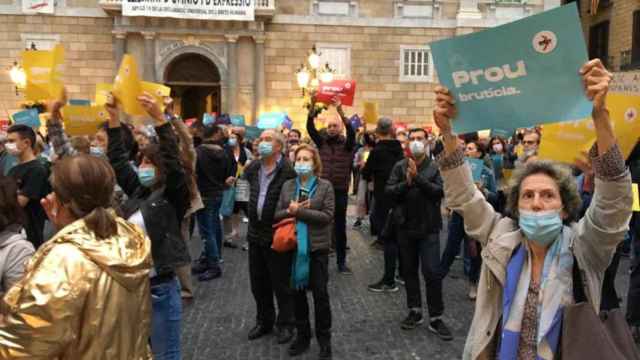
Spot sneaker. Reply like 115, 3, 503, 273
468, 283, 477, 300
367, 280, 399, 293
197, 264, 222, 281
428, 319, 453, 341
401, 310, 424, 330
338, 265, 353, 275
223, 241, 238, 249
242, 243, 249, 251
242, 217, 249, 223
318, 343, 332, 359
287, 335, 310, 356
191, 256, 208, 275
395, 276, 405, 286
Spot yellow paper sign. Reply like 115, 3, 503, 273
62, 105, 107, 136
113, 55, 145, 116
94, 83, 113, 107
538, 93, 640, 164
141, 81, 171, 110
22, 44, 64, 101
363, 102, 378, 125
633, 184, 639, 212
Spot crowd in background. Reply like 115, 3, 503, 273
0, 59, 638, 359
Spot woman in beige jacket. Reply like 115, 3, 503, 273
432, 59, 633, 359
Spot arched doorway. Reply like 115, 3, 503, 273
164, 53, 221, 121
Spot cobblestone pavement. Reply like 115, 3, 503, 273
182, 210, 632, 360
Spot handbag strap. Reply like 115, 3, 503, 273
572, 255, 588, 303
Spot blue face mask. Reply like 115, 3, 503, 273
518, 209, 563, 247
137, 167, 156, 188
228, 138, 238, 147
295, 163, 313, 176
258, 142, 273, 157
90, 146, 104, 157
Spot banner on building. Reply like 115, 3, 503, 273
22, 0, 54, 14
122, 0, 255, 21
430, 3, 591, 134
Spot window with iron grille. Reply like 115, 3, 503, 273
589, 21, 610, 67
400, 46, 434, 82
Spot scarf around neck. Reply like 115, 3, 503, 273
499, 227, 575, 360
291, 175, 318, 290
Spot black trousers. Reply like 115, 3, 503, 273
398, 230, 444, 318
373, 202, 400, 285
249, 243, 295, 329
294, 250, 332, 345
334, 189, 349, 267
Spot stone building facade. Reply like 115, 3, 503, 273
570, 0, 639, 73
1, 0, 559, 127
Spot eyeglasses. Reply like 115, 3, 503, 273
523, 140, 538, 145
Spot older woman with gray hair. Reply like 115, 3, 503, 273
433, 58, 633, 360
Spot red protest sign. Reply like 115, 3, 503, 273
316, 80, 356, 107
0, 119, 9, 132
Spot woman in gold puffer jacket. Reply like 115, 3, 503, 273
0, 154, 152, 360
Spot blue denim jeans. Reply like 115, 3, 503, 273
150, 278, 182, 360
439, 211, 481, 283
197, 197, 223, 263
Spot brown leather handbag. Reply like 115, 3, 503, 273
272, 218, 296, 253
560, 258, 640, 360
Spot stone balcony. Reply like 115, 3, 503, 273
99, 0, 276, 17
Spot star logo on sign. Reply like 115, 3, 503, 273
344, 82, 351, 89
532, 31, 558, 54
625, 107, 637, 123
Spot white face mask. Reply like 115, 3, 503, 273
409, 140, 426, 156
492, 143, 504, 153
4, 142, 19, 156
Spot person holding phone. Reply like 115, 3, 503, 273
274, 144, 335, 359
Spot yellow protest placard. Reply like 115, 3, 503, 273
363, 102, 378, 125
22, 44, 64, 101
141, 81, 171, 110
62, 105, 107, 136
633, 184, 639, 212
113, 55, 145, 116
94, 83, 113, 107
538, 93, 640, 164
50, 44, 64, 100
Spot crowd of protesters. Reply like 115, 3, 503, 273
0, 58, 638, 360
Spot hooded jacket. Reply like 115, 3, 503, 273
361, 139, 405, 209
196, 141, 233, 200
0, 225, 34, 297
0, 216, 153, 360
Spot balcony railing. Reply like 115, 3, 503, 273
100, 0, 275, 16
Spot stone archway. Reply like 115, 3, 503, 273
157, 43, 229, 118
163, 53, 222, 121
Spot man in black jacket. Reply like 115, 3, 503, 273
386, 128, 452, 341
244, 129, 297, 345
362, 118, 405, 292
193, 125, 234, 281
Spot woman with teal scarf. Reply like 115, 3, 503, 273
275, 144, 335, 360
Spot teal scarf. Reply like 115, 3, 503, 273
291, 176, 317, 290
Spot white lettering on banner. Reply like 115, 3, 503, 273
123, 0, 254, 21
452, 60, 527, 88
458, 86, 522, 102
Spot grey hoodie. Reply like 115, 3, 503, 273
0, 225, 35, 296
